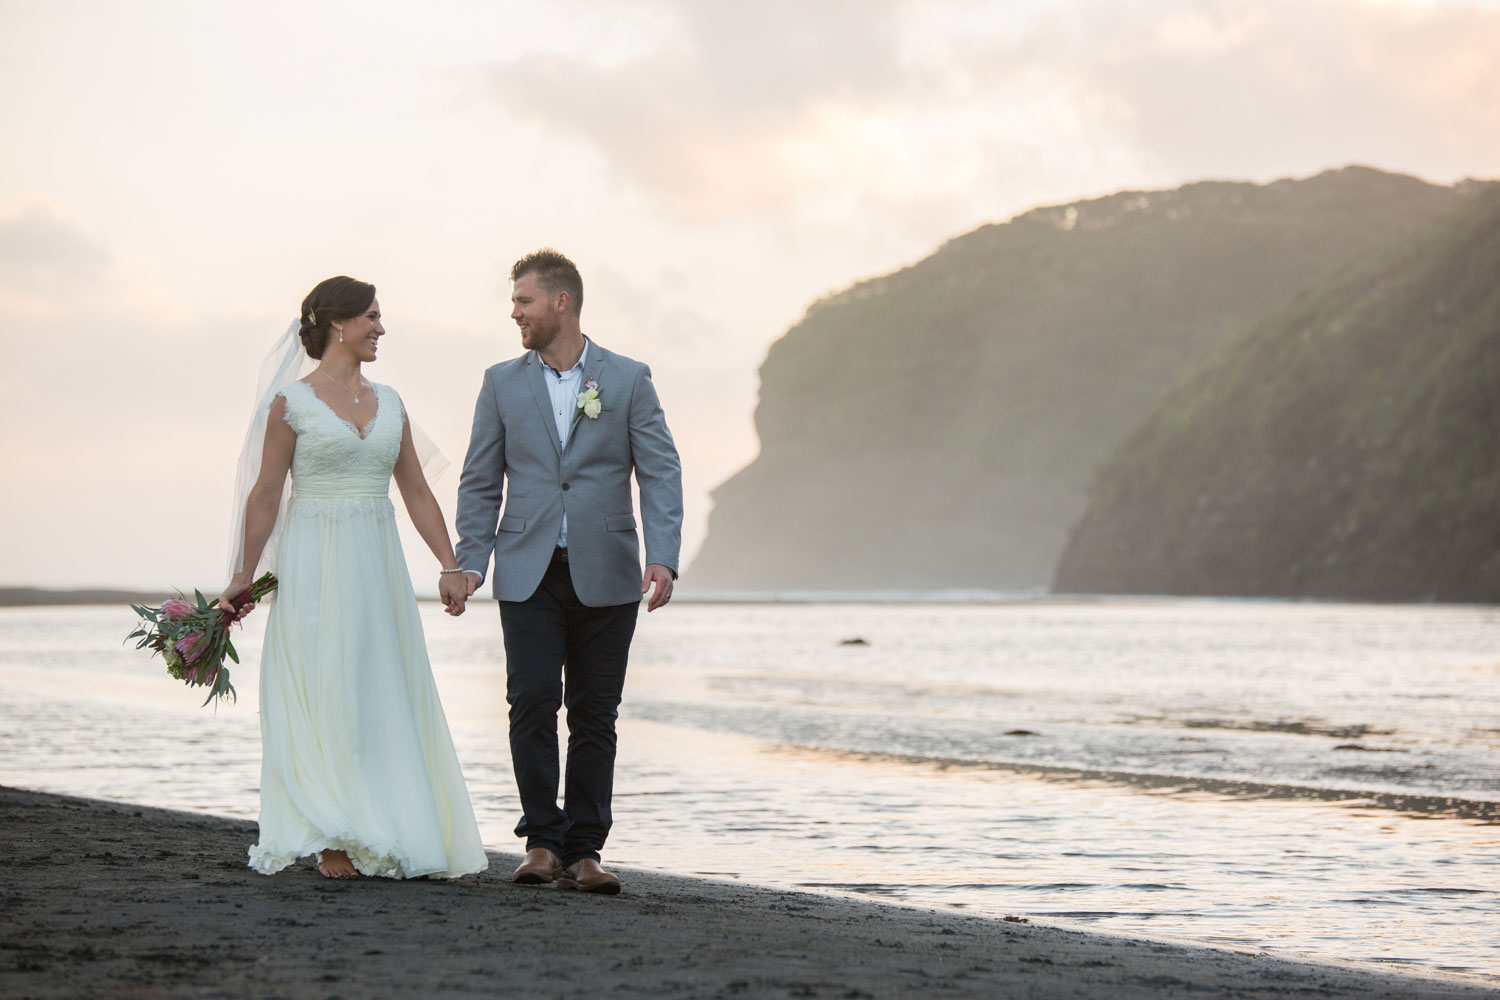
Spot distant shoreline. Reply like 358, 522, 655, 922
0, 587, 175, 608
3, 587, 1496, 609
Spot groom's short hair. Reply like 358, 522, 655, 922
512, 249, 583, 316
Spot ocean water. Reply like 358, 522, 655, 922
1, 600, 1497, 984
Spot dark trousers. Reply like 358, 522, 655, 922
499, 548, 638, 865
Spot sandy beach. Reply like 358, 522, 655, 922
2, 786, 1492, 999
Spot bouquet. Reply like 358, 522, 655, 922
127, 572, 278, 707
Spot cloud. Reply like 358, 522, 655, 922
0, 203, 113, 315
0, 204, 273, 588
0, 203, 112, 285
0, 202, 193, 327
991, 0, 1500, 184
484, 0, 937, 221
483, 0, 1500, 232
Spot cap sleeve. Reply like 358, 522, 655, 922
276, 382, 312, 436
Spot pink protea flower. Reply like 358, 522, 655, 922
129, 571, 276, 709
175, 631, 207, 665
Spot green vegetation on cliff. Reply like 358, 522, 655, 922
1053, 186, 1500, 601
690, 167, 1485, 592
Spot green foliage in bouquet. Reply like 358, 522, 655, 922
127, 572, 277, 707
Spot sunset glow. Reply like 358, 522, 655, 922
2, 0, 1497, 589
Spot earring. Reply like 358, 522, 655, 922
337, 325, 343, 343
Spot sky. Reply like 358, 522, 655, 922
1, 0, 1497, 591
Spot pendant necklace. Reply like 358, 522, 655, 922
320, 369, 365, 404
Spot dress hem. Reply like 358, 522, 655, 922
248, 836, 487, 881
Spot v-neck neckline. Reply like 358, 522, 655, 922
303, 381, 381, 441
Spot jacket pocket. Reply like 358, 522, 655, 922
499, 515, 526, 533
604, 513, 637, 532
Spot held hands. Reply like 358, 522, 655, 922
438, 566, 672, 611
437, 572, 470, 616
642, 563, 674, 612
436, 571, 481, 618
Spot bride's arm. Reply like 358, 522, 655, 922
392, 412, 466, 615
215, 396, 295, 612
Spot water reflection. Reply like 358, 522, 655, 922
0, 602, 1496, 984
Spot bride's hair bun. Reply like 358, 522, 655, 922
298, 276, 377, 359
297, 309, 321, 355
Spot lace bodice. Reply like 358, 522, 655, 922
278, 381, 404, 497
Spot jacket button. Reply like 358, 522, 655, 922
561, 483, 570, 490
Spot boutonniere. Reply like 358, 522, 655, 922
574, 378, 604, 421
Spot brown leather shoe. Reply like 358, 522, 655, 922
555, 858, 621, 895
512, 847, 562, 885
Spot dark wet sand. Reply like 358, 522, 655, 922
2, 786, 1492, 999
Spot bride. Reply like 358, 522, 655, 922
216, 275, 488, 880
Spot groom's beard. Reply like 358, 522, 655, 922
521, 314, 560, 353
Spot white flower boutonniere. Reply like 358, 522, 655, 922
575, 378, 604, 421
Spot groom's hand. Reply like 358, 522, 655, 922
463, 571, 481, 597
642, 564, 674, 612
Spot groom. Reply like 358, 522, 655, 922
453, 248, 683, 895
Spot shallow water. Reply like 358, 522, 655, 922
1, 600, 1497, 983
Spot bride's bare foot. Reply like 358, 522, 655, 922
318, 849, 358, 879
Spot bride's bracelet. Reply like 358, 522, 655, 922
438, 567, 468, 575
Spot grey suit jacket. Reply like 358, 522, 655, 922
454, 342, 683, 607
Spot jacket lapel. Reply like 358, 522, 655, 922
526, 352, 562, 458
562, 344, 608, 458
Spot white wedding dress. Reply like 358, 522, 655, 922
247, 380, 489, 879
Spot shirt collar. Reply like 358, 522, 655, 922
539, 337, 589, 379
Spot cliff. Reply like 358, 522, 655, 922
690, 167, 1484, 591
1052, 185, 1500, 601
